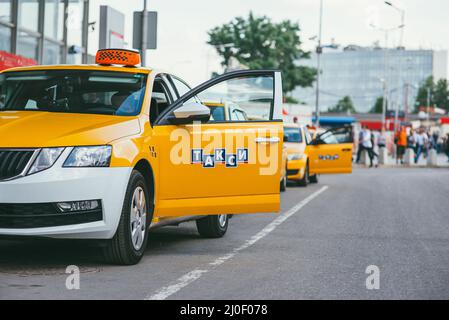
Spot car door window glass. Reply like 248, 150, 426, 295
190, 75, 274, 122
319, 127, 353, 144
171, 76, 191, 98
150, 79, 172, 125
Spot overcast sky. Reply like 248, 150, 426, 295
89, 0, 449, 85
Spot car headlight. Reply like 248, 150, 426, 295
27, 147, 65, 175
287, 153, 303, 161
63, 146, 112, 167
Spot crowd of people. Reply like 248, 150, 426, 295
355, 125, 449, 166
395, 126, 449, 164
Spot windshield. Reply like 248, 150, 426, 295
284, 127, 303, 143
0, 70, 148, 116
208, 106, 226, 121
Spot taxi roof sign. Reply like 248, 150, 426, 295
95, 49, 141, 67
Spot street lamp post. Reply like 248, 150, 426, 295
385, 1, 406, 48
314, 0, 323, 128
384, 1, 406, 133
141, 0, 148, 67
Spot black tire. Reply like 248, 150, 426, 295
309, 174, 319, 184
280, 172, 287, 192
196, 214, 228, 238
297, 163, 309, 187
103, 170, 152, 265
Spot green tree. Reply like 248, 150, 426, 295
414, 76, 449, 113
370, 96, 388, 113
207, 12, 316, 100
328, 96, 356, 113
433, 79, 449, 112
415, 76, 434, 112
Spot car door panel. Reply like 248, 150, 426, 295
152, 70, 283, 217
308, 126, 353, 175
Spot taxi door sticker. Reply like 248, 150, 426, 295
319, 154, 339, 161
192, 148, 248, 168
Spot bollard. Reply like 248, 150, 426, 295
403, 148, 414, 165
361, 150, 370, 166
378, 147, 388, 165
427, 149, 438, 167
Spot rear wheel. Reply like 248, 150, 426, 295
297, 163, 309, 187
103, 171, 151, 265
196, 214, 228, 238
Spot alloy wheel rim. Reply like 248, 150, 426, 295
218, 214, 227, 228
130, 186, 147, 251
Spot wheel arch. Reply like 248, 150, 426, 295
133, 159, 155, 210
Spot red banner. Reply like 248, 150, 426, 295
0, 51, 37, 71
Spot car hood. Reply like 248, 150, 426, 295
0, 111, 141, 148
284, 142, 306, 155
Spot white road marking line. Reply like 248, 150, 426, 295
145, 185, 329, 300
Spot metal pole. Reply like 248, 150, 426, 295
426, 87, 431, 128
314, 0, 323, 127
141, 0, 148, 67
381, 31, 389, 131
399, 10, 405, 47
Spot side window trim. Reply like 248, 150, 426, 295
154, 69, 280, 126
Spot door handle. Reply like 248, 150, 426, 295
255, 137, 280, 144
342, 148, 352, 152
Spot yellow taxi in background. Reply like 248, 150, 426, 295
0, 49, 285, 265
284, 124, 353, 186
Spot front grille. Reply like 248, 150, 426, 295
0, 150, 35, 180
0, 203, 103, 229
287, 169, 299, 176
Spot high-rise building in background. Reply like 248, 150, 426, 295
293, 46, 448, 113
0, 0, 89, 70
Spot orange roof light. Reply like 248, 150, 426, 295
95, 49, 141, 67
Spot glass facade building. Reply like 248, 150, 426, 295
294, 47, 448, 113
0, 0, 89, 66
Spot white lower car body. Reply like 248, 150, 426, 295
0, 149, 132, 239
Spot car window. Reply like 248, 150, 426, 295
284, 127, 303, 143
304, 128, 312, 145
150, 79, 172, 125
185, 74, 274, 122
318, 127, 353, 144
171, 76, 191, 98
0, 70, 148, 116
208, 105, 226, 121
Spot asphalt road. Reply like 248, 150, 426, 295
1, 167, 449, 300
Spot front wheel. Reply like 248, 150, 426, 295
103, 171, 151, 265
309, 174, 319, 184
196, 214, 229, 238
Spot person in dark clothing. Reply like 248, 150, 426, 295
356, 128, 365, 163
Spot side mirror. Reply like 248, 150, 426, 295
169, 101, 211, 125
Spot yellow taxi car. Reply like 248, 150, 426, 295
0, 49, 285, 265
284, 123, 353, 186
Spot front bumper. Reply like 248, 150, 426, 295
0, 148, 132, 239
287, 158, 307, 180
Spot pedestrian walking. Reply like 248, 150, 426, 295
395, 126, 407, 164
361, 126, 375, 168
414, 127, 429, 164
378, 129, 387, 149
444, 133, 449, 162
356, 127, 365, 163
